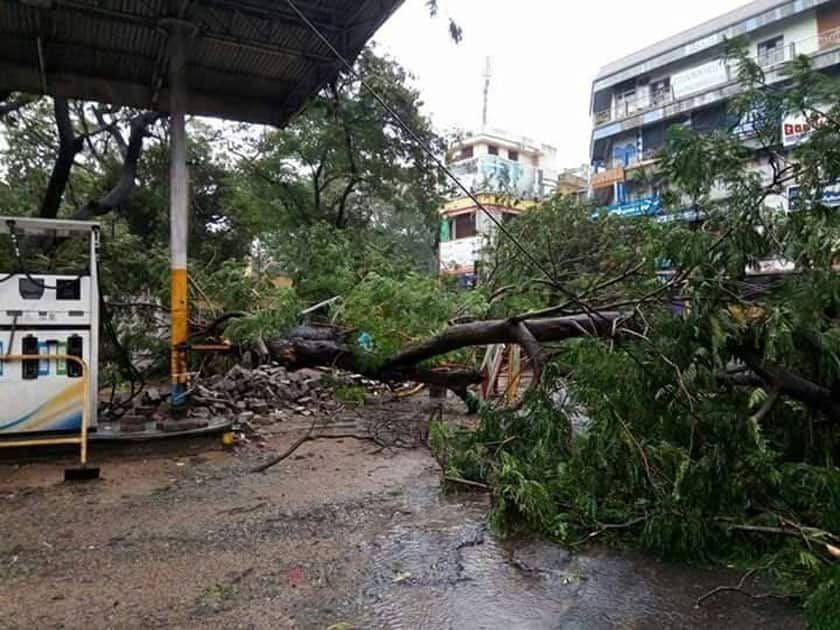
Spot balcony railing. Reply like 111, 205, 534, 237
592, 27, 840, 128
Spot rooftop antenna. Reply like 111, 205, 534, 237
481, 56, 493, 129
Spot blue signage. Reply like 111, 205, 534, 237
788, 182, 840, 209
606, 195, 661, 218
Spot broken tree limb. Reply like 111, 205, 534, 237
734, 347, 840, 421
381, 312, 626, 371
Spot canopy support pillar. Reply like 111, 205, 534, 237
168, 25, 190, 410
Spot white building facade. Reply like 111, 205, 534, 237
439, 129, 568, 283
589, 0, 840, 217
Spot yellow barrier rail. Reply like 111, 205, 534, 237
0, 354, 90, 467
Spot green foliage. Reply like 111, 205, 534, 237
236, 49, 447, 276
337, 271, 456, 365
433, 51, 840, 618
266, 221, 422, 303
482, 196, 664, 317
805, 566, 840, 630
192, 260, 303, 344
223, 288, 301, 345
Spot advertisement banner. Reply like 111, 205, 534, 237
671, 60, 729, 99
782, 107, 830, 147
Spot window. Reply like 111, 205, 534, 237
614, 87, 637, 117
757, 36, 785, 67
508, 150, 519, 162
612, 142, 637, 168
453, 212, 476, 239
487, 145, 499, 156
458, 146, 474, 160
650, 78, 671, 106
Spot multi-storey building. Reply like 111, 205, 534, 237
439, 128, 576, 283
589, 0, 840, 217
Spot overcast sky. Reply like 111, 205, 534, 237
374, 0, 745, 168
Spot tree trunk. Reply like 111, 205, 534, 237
382, 312, 625, 371
263, 312, 626, 391
40, 98, 83, 219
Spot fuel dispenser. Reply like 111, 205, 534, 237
0, 217, 99, 436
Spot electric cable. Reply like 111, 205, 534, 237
283, 0, 565, 292
98, 270, 147, 419
5, 220, 87, 290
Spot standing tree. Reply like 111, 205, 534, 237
232, 49, 450, 296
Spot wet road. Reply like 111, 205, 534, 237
0, 407, 804, 629
352, 483, 802, 630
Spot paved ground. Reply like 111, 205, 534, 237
0, 398, 805, 629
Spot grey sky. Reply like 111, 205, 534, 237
375, 0, 745, 168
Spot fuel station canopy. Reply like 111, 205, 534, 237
0, 0, 403, 126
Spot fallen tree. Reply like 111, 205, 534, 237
260, 311, 627, 396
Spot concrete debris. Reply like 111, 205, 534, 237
192, 364, 338, 424
110, 364, 391, 438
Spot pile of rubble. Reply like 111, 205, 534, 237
106, 364, 400, 437
192, 364, 338, 426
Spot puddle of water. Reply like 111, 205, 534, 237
352, 485, 803, 630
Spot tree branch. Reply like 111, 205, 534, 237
74, 112, 159, 220
382, 312, 626, 371
509, 320, 545, 386
734, 347, 840, 420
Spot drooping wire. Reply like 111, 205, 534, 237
99, 290, 147, 419
6, 220, 86, 290
283, 0, 564, 291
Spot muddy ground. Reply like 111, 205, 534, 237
0, 396, 804, 629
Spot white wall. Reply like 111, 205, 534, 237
473, 142, 490, 157
755, 10, 819, 57
440, 236, 482, 272
607, 10, 821, 117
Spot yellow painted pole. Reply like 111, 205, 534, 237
168, 26, 190, 409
